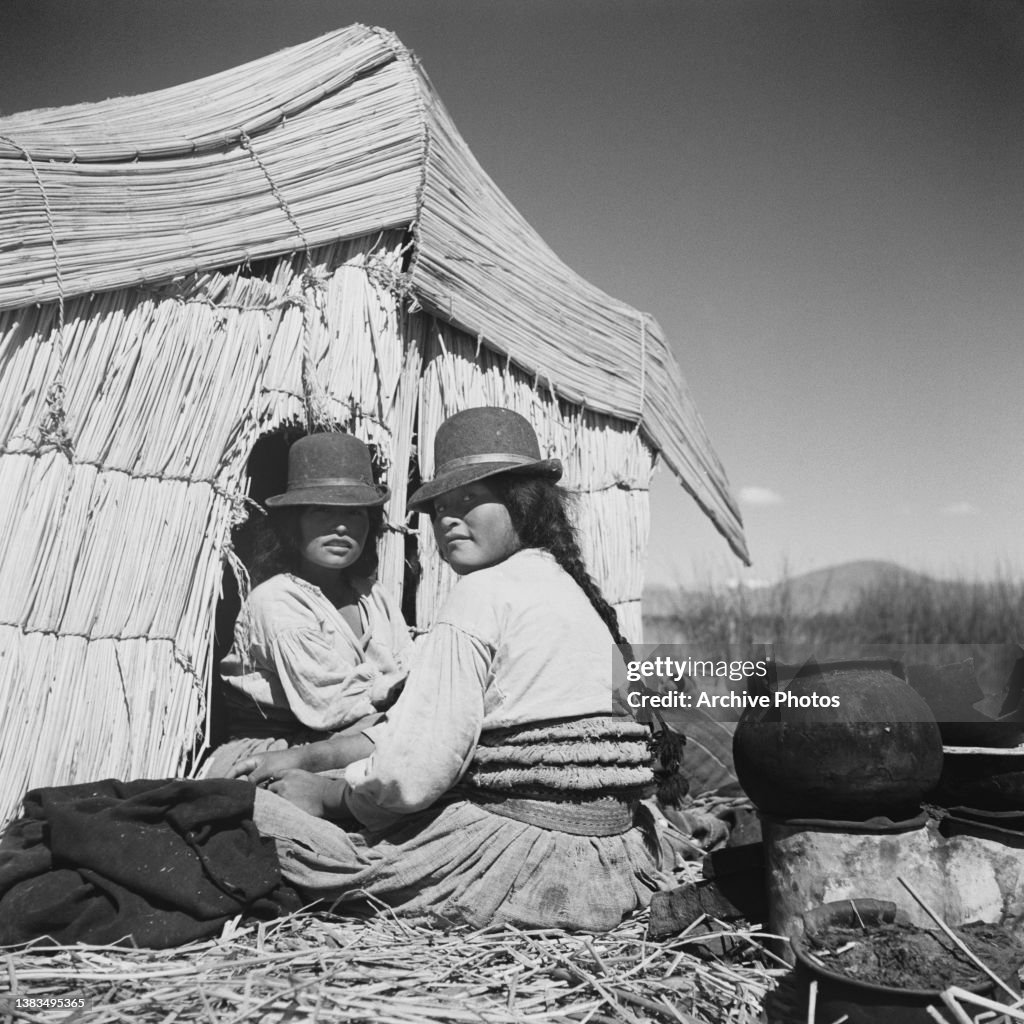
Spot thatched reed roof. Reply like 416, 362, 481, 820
0, 24, 747, 562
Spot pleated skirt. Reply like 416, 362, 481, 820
253, 790, 669, 931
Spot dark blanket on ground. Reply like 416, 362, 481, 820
0, 777, 302, 948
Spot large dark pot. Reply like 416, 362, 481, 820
733, 660, 943, 821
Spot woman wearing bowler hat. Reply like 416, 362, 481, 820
202, 433, 413, 779
248, 407, 668, 931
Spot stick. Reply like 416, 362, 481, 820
940, 988, 979, 1024
898, 876, 1021, 1002
807, 978, 817, 1024
944, 985, 1024, 1022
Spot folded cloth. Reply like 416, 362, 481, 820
0, 777, 302, 948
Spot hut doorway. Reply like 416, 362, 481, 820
205, 426, 421, 756
208, 428, 302, 752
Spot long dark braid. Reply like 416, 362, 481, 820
491, 472, 688, 807
490, 475, 628, 647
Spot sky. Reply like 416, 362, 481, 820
3, 0, 1022, 588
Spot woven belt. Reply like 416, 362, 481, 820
465, 789, 638, 836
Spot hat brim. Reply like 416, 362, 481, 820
408, 459, 562, 513
265, 484, 389, 508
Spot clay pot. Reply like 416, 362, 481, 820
733, 660, 943, 821
790, 900, 1011, 1024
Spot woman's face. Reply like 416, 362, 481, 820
432, 480, 521, 575
297, 505, 370, 572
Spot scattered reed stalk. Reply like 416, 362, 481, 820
898, 876, 1021, 1003
0, 908, 780, 1024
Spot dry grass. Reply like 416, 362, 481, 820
0, 905, 782, 1024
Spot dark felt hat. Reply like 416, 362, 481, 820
265, 433, 389, 508
408, 407, 562, 512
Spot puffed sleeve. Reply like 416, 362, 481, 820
375, 582, 415, 664
342, 622, 490, 831
243, 578, 389, 731
267, 627, 380, 730
363, 581, 414, 708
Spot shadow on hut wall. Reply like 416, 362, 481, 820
208, 429, 422, 749
209, 429, 299, 749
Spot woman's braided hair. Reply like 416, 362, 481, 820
492, 473, 687, 805
490, 474, 629, 647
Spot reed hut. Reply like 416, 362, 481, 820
0, 25, 747, 823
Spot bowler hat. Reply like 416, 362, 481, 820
408, 407, 562, 512
265, 433, 389, 508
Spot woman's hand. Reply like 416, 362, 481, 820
231, 747, 309, 785
266, 769, 341, 819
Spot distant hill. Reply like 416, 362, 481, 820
761, 560, 936, 616
643, 559, 937, 621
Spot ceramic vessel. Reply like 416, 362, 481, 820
790, 899, 1008, 1024
733, 660, 943, 820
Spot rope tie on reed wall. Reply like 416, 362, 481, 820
363, 235, 419, 309
238, 129, 334, 432
1, 136, 75, 459
5, 621, 208, 697
237, 130, 312, 262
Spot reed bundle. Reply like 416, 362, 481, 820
0, 53, 421, 308
0, 22, 745, 561
0, 232, 416, 823
0, 627, 200, 806
0, 907, 781, 1024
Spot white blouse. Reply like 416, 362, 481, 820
220, 573, 413, 731
344, 548, 621, 830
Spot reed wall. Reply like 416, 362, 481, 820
0, 232, 414, 822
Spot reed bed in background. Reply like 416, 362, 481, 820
0, 907, 781, 1024
646, 571, 1024, 660
641, 572, 1024, 793
849, 574, 1024, 648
